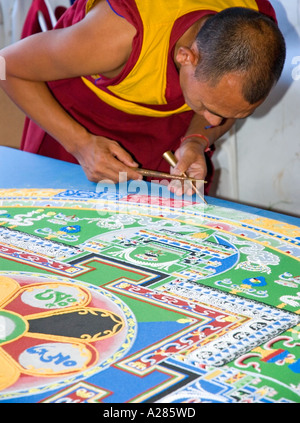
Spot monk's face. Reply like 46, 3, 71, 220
180, 67, 264, 127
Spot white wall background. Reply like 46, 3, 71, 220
0, 1, 299, 217
211, 0, 300, 218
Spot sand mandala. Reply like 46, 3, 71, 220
0, 188, 299, 403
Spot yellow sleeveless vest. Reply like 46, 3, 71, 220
83, 0, 259, 117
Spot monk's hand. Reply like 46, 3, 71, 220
71, 134, 142, 183
168, 138, 208, 196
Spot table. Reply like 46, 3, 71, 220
0, 146, 299, 404
0, 146, 299, 225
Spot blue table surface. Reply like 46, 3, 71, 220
0, 146, 299, 227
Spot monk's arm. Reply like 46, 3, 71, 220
0, 1, 140, 182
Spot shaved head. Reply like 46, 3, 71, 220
195, 7, 286, 104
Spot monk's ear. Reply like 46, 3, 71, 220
176, 44, 200, 67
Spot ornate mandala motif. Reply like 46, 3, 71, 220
0, 272, 136, 399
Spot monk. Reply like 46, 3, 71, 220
0, 0, 286, 195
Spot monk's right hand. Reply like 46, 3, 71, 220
70, 134, 142, 183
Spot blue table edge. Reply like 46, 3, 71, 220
0, 146, 299, 227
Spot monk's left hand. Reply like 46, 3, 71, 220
168, 139, 208, 196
